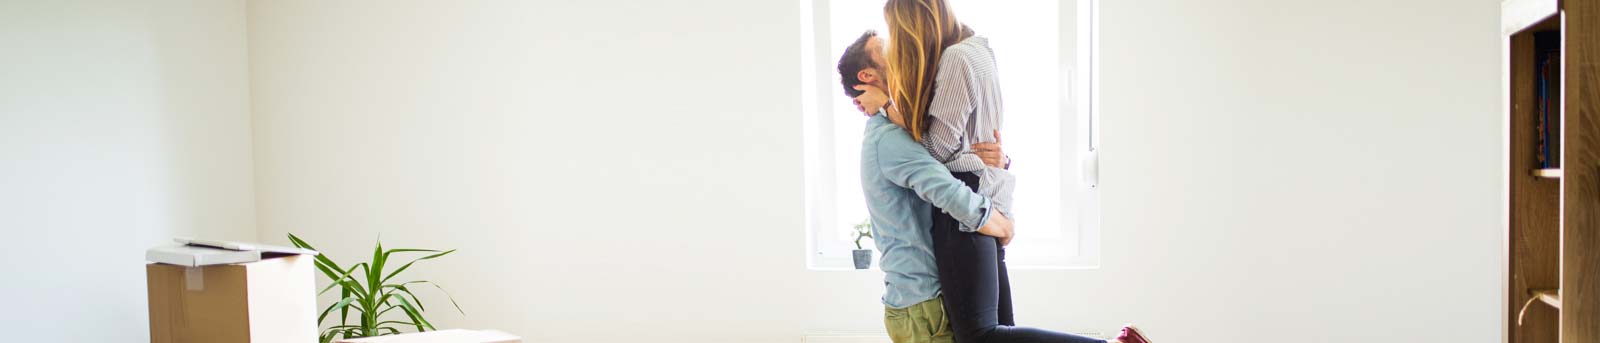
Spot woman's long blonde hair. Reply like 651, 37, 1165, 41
883, 0, 973, 141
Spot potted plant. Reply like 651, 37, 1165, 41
852, 219, 874, 269
286, 233, 464, 343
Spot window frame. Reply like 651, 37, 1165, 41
799, 0, 1100, 270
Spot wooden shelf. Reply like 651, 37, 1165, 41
1503, 0, 1560, 35
1534, 168, 1563, 178
1532, 289, 1563, 309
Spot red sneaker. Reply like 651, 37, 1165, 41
1115, 325, 1153, 343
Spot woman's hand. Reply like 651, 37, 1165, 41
852, 84, 889, 115
971, 130, 1007, 169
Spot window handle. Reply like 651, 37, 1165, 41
1081, 150, 1099, 188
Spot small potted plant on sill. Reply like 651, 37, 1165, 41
852, 218, 874, 269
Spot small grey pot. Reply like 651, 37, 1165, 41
852, 249, 873, 269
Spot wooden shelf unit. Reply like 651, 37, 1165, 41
1504, 0, 1600, 342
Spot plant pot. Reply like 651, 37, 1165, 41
852, 249, 873, 269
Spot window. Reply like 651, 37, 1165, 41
801, 0, 1099, 269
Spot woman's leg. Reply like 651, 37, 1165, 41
931, 204, 999, 341
932, 172, 1103, 343
996, 244, 1014, 327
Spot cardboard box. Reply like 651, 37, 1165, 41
147, 253, 317, 343
335, 329, 522, 343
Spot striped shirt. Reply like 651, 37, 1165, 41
923, 36, 1015, 224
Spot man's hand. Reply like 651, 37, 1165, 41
853, 84, 889, 115
977, 210, 1014, 246
971, 130, 1006, 169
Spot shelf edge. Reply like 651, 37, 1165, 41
1532, 289, 1562, 309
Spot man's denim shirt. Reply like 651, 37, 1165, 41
859, 113, 993, 308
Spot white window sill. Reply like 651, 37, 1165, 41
806, 263, 1100, 272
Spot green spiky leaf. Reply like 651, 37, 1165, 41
287, 233, 463, 339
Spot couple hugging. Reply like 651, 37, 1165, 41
839, 1, 1154, 343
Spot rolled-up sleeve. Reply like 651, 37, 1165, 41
877, 136, 992, 232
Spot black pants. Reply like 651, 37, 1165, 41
931, 172, 1104, 343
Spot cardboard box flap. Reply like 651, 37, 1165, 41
146, 245, 262, 267
148, 238, 318, 267
174, 237, 319, 255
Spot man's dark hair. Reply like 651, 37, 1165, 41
837, 30, 879, 98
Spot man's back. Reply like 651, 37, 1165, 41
859, 114, 993, 309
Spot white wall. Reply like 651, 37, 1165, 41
1086, 0, 1502, 340
0, 0, 257, 341
245, 0, 1503, 342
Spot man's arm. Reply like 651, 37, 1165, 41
876, 134, 999, 234
972, 131, 1008, 169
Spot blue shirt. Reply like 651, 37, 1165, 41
860, 114, 994, 309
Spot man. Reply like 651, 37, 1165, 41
838, 30, 1014, 343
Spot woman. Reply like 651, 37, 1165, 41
871, 0, 1154, 342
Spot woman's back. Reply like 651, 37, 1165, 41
924, 35, 1014, 217
924, 35, 1003, 170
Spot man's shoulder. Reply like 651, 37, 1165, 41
865, 122, 918, 152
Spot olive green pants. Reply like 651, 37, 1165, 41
884, 296, 954, 343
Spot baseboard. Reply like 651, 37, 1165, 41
801, 332, 890, 343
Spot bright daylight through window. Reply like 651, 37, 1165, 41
800, 0, 1100, 269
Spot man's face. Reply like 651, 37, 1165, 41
862, 35, 887, 90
